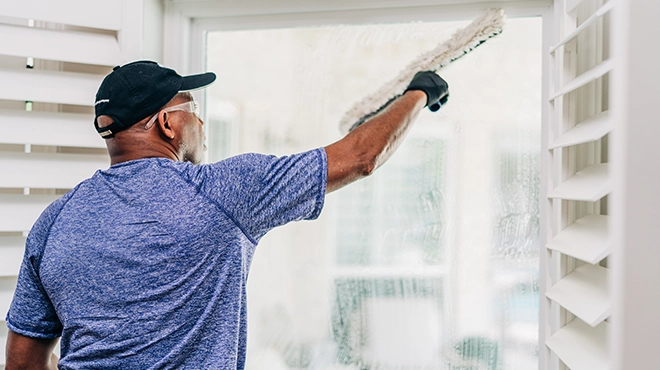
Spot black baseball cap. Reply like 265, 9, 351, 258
94, 60, 216, 139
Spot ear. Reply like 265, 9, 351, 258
156, 111, 176, 140
96, 115, 114, 128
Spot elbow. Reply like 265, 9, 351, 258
357, 155, 378, 177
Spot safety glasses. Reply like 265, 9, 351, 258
144, 101, 199, 130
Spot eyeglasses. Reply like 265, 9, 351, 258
144, 101, 200, 130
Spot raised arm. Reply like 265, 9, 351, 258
324, 71, 448, 193
6, 330, 59, 370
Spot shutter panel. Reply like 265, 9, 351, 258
608, 0, 660, 368
0, 278, 16, 323
0, 1, 140, 365
0, 152, 108, 189
0, 195, 61, 232
0, 67, 104, 106
0, 109, 105, 148
548, 111, 611, 149
0, 0, 122, 30
542, 0, 614, 369
546, 214, 609, 264
548, 59, 613, 101
0, 23, 123, 66
545, 319, 609, 370
546, 163, 610, 202
545, 264, 610, 327
0, 237, 24, 277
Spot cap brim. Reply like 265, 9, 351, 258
180, 72, 216, 92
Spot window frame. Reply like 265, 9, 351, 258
162, 0, 555, 367
165, 1, 554, 76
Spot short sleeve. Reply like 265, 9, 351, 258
198, 148, 327, 242
6, 200, 65, 339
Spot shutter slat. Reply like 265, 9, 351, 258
565, 0, 583, 14
550, 1, 615, 53
546, 264, 610, 327
0, 0, 121, 30
0, 237, 24, 277
548, 110, 611, 149
546, 214, 610, 264
0, 152, 107, 189
549, 59, 613, 101
0, 67, 103, 106
0, 194, 60, 232
0, 23, 123, 67
0, 109, 103, 148
0, 277, 17, 320
547, 163, 610, 201
546, 319, 609, 370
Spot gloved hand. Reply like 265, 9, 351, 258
404, 71, 449, 112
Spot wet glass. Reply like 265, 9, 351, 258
207, 17, 541, 370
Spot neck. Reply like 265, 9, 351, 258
106, 135, 180, 166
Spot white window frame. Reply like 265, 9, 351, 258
162, 0, 553, 367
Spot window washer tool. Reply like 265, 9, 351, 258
340, 8, 506, 134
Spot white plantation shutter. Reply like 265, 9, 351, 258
541, 0, 614, 369
0, 0, 147, 366
608, 0, 660, 368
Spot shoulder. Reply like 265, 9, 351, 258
209, 153, 278, 169
214, 149, 325, 170
204, 149, 326, 178
23, 184, 82, 262
34, 186, 79, 229
195, 153, 278, 179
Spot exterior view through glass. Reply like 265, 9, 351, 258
206, 17, 542, 370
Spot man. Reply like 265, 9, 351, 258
5, 60, 448, 369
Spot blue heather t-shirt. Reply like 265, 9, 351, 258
6, 148, 327, 369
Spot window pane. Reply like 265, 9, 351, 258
336, 137, 447, 267
207, 16, 541, 370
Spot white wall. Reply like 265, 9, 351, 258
610, 0, 660, 368
143, 0, 165, 61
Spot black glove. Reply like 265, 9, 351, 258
404, 71, 449, 112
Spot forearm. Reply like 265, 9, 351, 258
351, 90, 426, 172
324, 90, 426, 192
6, 330, 59, 370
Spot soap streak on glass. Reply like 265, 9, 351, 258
206, 17, 542, 370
